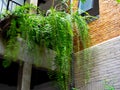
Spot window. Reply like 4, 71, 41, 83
8, 0, 25, 11
0, 0, 8, 14
78, 0, 99, 18
79, 0, 93, 13
0, 0, 25, 14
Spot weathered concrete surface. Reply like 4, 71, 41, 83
74, 36, 120, 90
21, 62, 32, 90
0, 38, 4, 55
0, 38, 55, 70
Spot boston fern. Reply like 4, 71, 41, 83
0, 4, 89, 90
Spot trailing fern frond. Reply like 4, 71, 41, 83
0, 4, 90, 90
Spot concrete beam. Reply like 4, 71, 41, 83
0, 38, 55, 70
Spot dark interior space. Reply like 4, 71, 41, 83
38, 0, 60, 11
31, 67, 53, 89
0, 56, 56, 90
0, 57, 18, 90
38, 0, 46, 4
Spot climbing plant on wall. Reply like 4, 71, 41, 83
0, 2, 90, 90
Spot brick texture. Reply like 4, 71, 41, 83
73, 0, 120, 89
73, 0, 120, 52
89, 0, 120, 46
74, 36, 120, 90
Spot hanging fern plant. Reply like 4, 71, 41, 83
0, 3, 90, 90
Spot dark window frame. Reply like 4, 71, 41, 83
7, 0, 26, 10
78, 0, 99, 17
0, 0, 26, 14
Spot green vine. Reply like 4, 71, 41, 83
0, 4, 90, 90
104, 80, 115, 90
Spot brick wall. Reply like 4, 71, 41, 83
73, 0, 120, 89
89, 0, 120, 46
73, 0, 120, 52
74, 36, 120, 90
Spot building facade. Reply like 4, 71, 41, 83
0, 0, 120, 90
74, 0, 120, 90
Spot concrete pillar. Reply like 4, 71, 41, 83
17, 63, 23, 90
21, 62, 32, 90
18, 0, 38, 90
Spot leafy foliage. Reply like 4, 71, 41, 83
80, 0, 87, 3
104, 80, 115, 90
116, 0, 120, 3
0, 4, 89, 90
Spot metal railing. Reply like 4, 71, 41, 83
0, 0, 25, 14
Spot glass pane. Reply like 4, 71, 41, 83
13, 0, 24, 5
0, 0, 8, 14
79, 0, 94, 13
9, 1, 17, 11
8, 0, 24, 12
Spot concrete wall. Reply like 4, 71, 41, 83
74, 36, 120, 90
0, 38, 55, 70
74, 0, 120, 89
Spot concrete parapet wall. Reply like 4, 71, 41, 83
74, 36, 120, 90
0, 38, 55, 70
